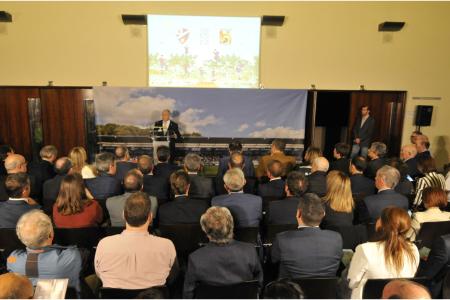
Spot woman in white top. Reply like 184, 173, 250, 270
69, 146, 97, 179
347, 206, 419, 299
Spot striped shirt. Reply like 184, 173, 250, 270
414, 172, 446, 206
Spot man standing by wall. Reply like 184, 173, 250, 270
351, 105, 375, 158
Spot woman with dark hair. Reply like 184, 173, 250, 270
53, 173, 103, 228
347, 206, 419, 299
413, 157, 446, 207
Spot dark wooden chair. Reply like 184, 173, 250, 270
291, 277, 338, 299
263, 224, 297, 246
0, 228, 26, 257
158, 224, 208, 259
53, 227, 105, 248
99, 286, 169, 299
362, 277, 429, 299
327, 224, 368, 250
234, 227, 260, 245
415, 221, 450, 249
194, 280, 259, 299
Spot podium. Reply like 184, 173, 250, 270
151, 126, 170, 163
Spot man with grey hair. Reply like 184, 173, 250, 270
306, 157, 329, 197
183, 206, 263, 298
139, 155, 170, 201
7, 210, 82, 294
401, 144, 420, 178
4, 154, 41, 202
184, 153, 215, 199
365, 142, 388, 179
42, 157, 73, 214
211, 168, 262, 227
359, 165, 409, 223
154, 109, 182, 163
114, 145, 137, 182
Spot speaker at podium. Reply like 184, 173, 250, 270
150, 125, 170, 163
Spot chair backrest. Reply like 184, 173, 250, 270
327, 224, 368, 251
416, 221, 450, 249
264, 224, 297, 245
234, 227, 259, 245
291, 277, 338, 299
158, 224, 207, 256
100, 286, 169, 299
0, 228, 25, 257
53, 227, 105, 248
194, 280, 259, 299
362, 277, 429, 299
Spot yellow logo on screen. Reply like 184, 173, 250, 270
219, 29, 232, 45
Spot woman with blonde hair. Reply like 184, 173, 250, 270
69, 146, 96, 179
297, 146, 322, 175
320, 170, 354, 229
347, 206, 419, 299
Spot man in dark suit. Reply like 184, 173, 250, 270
138, 155, 170, 201
365, 142, 388, 179
350, 156, 376, 196
4, 154, 41, 203
401, 144, 421, 179
329, 143, 351, 176
0, 145, 14, 177
217, 141, 255, 178
159, 170, 209, 225
212, 168, 262, 228
183, 153, 215, 199
114, 146, 137, 182
415, 135, 432, 161
215, 152, 256, 195
257, 160, 285, 199
350, 105, 375, 158
306, 157, 328, 197
183, 206, 263, 298
0, 173, 40, 228
358, 165, 409, 223
267, 171, 307, 225
153, 109, 182, 163
271, 193, 343, 278
42, 157, 73, 214
153, 146, 180, 180
28, 145, 58, 200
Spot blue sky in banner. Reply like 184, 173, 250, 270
94, 87, 307, 138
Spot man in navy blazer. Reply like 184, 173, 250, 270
153, 109, 182, 163
183, 153, 215, 199
359, 165, 409, 223
350, 156, 376, 196
401, 144, 421, 179
306, 157, 329, 197
114, 146, 137, 182
257, 160, 285, 199
138, 155, 170, 201
42, 157, 73, 214
217, 141, 255, 178
271, 193, 343, 278
211, 168, 262, 228
152, 146, 180, 180
350, 105, 375, 158
365, 142, 388, 179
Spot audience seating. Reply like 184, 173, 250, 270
415, 221, 450, 249
159, 224, 208, 258
362, 277, 429, 299
443, 271, 450, 299
263, 224, 297, 246
234, 227, 260, 245
327, 224, 368, 250
53, 227, 105, 249
99, 286, 169, 299
0, 228, 26, 257
366, 223, 378, 242
193, 280, 260, 299
262, 196, 284, 213
291, 277, 338, 299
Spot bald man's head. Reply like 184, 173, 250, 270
382, 279, 431, 299
311, 157, 329, 173
123, 170, 143, 193
4, 154, 27, 174
55, 157, 73, 175
401, 144, 417, 161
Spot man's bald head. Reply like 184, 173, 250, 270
311, 157, 329, 173
54, 157, 73, 175
4, 154, 27, 174
123, 170, 143, 193
229, 152, 244, 169
401, 144, 417, 161
382, 279, 431, 299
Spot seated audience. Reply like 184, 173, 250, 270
296, 146, 322, 176
257, 160, 286, 199
0, 173, 40, 228
347, 207, 419, 299
5, 154, 40, 202
401, 144, 420, 178
69, 146, 96, 179
84, 152, 122, 202
349, 156, 376, 196
215, 152, 256, 195
0, 273, 33, 299
267, 171, 307, 225
183, 153, 215, 199
271, 193, 343, 278
217, 140, 255, 178
306, 156, 329, 196
321, 171, 354, 229
183, 206, 263, 298
114, 145, 137, 182
263, 279, 305, 299
410, 187, 450, 240
7, 210, 82, 293
95, 192, 178, 289
382, 279, 431, 299
415, 134, 432, 160
153, 145, 180, 180
42, 157, 73, 214
413, 157, 446, 207
365, 142, 388, 179
53, 173, 103, 228
359, 166, 409, 223
329, 142, 351, 176
138, 155, 170, 201
28, 145, 57, 198
256, 139, 296, 179
388, 157, 414, 196
212, 168, 262, 227
159, 170, 209, 225
107, 170, 157, 227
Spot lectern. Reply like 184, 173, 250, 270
151, 126, 170, 163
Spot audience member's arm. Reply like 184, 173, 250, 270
417, 236, 448, 279
166, 256, 179, 285
183, 256, 197, 299
347, 244, 369, 290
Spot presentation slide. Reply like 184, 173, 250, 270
147, 15, 261, 88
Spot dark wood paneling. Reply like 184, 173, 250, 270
0, 87, 38, 160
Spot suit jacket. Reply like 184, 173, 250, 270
416, 150, 432, 161
28, 160, 55, 201
329, 158, 351, 176
0, 200, 41, 228
42, 174, 65, 214
364, 157, 387, 179
143, 174, 170, 200
154, 120, 182, 140
352, 115, 375, 147
211, 193, 262, 227
0, 176, 7, 202
257, 178, 285, 199
114, 161, 137, 182
359, 189, 409, 223
395, 179, 414, 196
158, 196, 209, 225
256, 153, 296, 179
306, 171, 327, 197
350, 174, 376, 196
188, 174, 215, 199
153, 163, 180, 180
218, 156, 255, 178
266, 197, 300, 225
405, 157, 421, 178
183, 240, 263, 298
272, 227, 343, 278
84, 173, 122, 201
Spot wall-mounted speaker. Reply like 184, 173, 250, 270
261, 15, 285, 26
122, 15, 147, 25
0, 11, 12, 22
378, 21, 405, 32
415, 105, 433, 126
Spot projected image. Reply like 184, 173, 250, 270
147, 15, 261, 88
